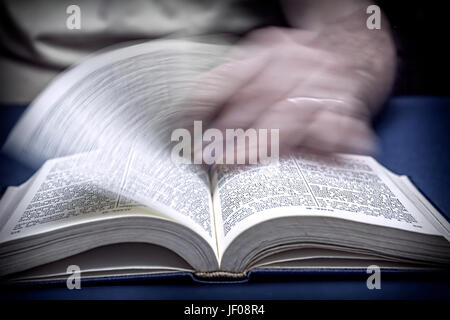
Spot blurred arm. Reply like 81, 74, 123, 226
281, 0, 397, 114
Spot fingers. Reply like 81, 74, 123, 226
301, 109, 378, 155
251, 98, 377, 156
251, 98, 318, 154
185, 26, 381, 161
208, 56, 298, 131
187, 53, 268, 122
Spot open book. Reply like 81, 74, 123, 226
1, 40, 449, 281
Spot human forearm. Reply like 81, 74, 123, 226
281, 0, 397, 115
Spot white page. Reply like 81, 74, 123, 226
0, 173, 37, 232
212, 154, 442, 255
394, 175, 450, 241
13, 243, 194, 281
1, 39, 230, 252
0, 150, 215, 250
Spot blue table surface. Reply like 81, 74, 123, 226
0, 96, 450, 299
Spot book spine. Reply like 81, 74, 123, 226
193, 271, 248, 281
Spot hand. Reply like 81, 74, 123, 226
189, 20, 396, 159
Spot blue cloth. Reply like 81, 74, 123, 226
1, 96, 450, 299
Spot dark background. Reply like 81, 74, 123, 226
244, 0, 450, 96
377, 0, 450, 96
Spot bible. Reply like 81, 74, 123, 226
0, 40, 449, 282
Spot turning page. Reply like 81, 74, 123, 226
0, 39, 229, 253
3, 39, 228, 168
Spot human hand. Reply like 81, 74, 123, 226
189, 20, 395, 159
